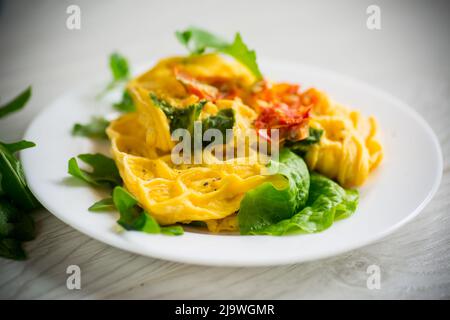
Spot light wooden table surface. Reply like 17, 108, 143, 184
0, 0, 449, 299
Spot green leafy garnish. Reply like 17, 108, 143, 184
98, 52, 130, 98
249, 173, 359, 235
176, 27, 263, 80
112, 187, 183, 235
286, 127, 324, 156
109, 52, 130, 82
202, 108, 235, 139
150, 93, 206, 134
68, 153, 122, 188
0, 198, 35, 260
72, 117, 110, 139
113, 90, 135, 113
0, 87, 32, 119
238, 149, 310, 234
88, 197, 115, 212
0, 141, 40, 211
0, 238, 26, 260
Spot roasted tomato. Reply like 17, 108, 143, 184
248, 81, 311, 142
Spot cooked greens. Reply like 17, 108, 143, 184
176, 27, 262, 80
239, 149, 310, 234
68, 153, 122, 188
286, 127, 324, 156
72, 116, 110, 139
201, 108, 235, 138
150, 93, 206, 134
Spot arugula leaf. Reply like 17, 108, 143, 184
150, 93, 206, 134
175, 27, 263, 80
249, 173, 359, 235
110, 52, 130, 81
0, 238, 26, 260
112, 187, 183, 235
286, 127, 324, 156
238, 149, 310, 234
113, 90, 136, 113
0, 198, 35, 241
0, 87, 31, 119
0, 141, 40, 211
222, 33, 262, 80
202, 108, 235, 138
97, 52, 130, 98
0, 198, 35, 260
68, 153, 122, 188
88, 197, 115, 212
72, 117, 110, 139
175, 27, 228, 54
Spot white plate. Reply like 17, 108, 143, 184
21, 59, 443, 266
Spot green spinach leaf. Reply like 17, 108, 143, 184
249, 173, 359, 235
238, 149, 310, 234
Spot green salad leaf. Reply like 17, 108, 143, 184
0, 87, 32, 119
0, 198, 35, 260
72, 117, 110, 139
0, 238, 26, 260
113, 187, 183, 235
110, 52, 130, 82
249, 173, 359, 235
88, 197, 115, 212
0, 141, 40, 211
286, 127, 324, 156
68, 153, 122, 188
97, 52, 130, 98
176, 27, 263, 80
238, 149, 310, 234
114, 90, 136, 113
0, 198, 35, 241
150, 93, 206, 134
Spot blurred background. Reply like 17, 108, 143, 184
0, 0, 449, 299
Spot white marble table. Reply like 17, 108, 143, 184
0, 0, 449, 299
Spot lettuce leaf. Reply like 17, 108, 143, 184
249, 173, 359, 235
238, 149, 310, 234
